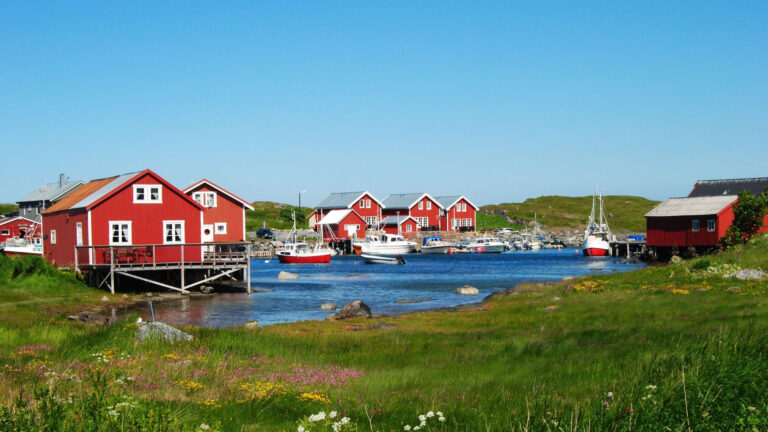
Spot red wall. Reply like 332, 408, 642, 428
187, 184, 246, 242
383, 196, 442, 229
43, 211, 88, 267
316, 193, 382, 229
383, 219, 419, 237
0, 218, 40, 243
441, 199, 476, 231
321, 212, 366, 241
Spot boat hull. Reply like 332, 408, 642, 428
1, 249, 43, 257
583, 247, 609, 257
420, 245, 451, 254
582, 236, 610, 257
361, 254, 406, 264
360, 244, 416, 255
468, 244, 505, 253
276, 253, 331, 264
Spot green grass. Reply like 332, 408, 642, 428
475, 212, 524, 231
482, 195, 659, 233
0, 203, 18, 216
246, 201, 308, 231
2, 238, 768, 430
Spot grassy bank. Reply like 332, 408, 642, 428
246, 201, 308, 232
482, 195, 659, 233
2, 239, 768, 430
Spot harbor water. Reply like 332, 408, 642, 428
139, 248, 644, 327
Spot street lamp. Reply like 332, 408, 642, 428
298, 190, 306, 224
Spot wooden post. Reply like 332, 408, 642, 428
74, 246, 78, 272
152, 245, 156, 269
109, 246, 115, 294
246, 243, 252, 295
180, 245, 185, 292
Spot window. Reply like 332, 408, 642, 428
1, 229, 8, 236
426, 201, 431, 210
366, 199, 371, 208
707, 219, 716, 232
406, 224, 412, 232
365, 216, 378, 227
452, 219, 460, 229
163, 221, 184, 244
75, 222, 83, 246
462, 218, 471, 227
418, 201, 423, 210
50, 230, 57, 244
416, 217, 428, 227
192, 191, 217, 208
692, 219, 700, 232
462, 203, 467, 212
109, 222, 131, 245
360, 200, 365, 208
215, 223, 227, 234
134, 185, 162, 203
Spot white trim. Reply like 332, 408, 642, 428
183, 180, 254, 210
339, 191, 383, 209
163, 220, 185, 244
50, 229, 57, 244
87, 210, 93, 264
707, 219, 716, 232
215, 222, 227, 235
0, 229, 9, 236
0, 216, 38, 227
692, 219, 700, 232
75, 222, 83, 246
133, 184, 163, 204
108, 221, 132, 245
242, 208, 246, 241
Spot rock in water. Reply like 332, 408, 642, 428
200, 285, 215, 294
136, 321, 193, 343
320, 303, 337, 311
455, 285, 479, 295
277, 271, 299, 280
326, 300, 372, 321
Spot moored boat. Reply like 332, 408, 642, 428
583, 189, 612, 257
0, 236, 43, 257
420, 236, 452, 254
362, 253, 406, 265
359, 233, 417, 255
466, 236, 505, 253
276, 242, 332, 263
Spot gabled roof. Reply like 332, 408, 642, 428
183, 179, 254, 210
380, 215, 415, 226
316, 209, 363, 225
18, 179, 84, 204
0, 216, 38, 227
381, 193, 443, 210
645, 196, 738, 218
434, 195, 479, 211
43, 169, 203, 214
688, 177, 768, 198
314, 191, 382, 209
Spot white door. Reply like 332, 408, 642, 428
202, 224, 214, 242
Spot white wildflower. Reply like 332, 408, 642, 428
426, 411, 434, 418
330, 410, 338, 419
341, 417, 350, 425
437, 411, 444, 417
418, 414, 426, 422
414, 427, 420, 431
607, 391, 613, 399
309, 411, 326, 422
404, 426, 411, 431
199, 424, 211, 431
439, 416, 446, 422
297, 426, 305, 432
108, 409, 120, 418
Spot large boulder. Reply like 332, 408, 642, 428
326, 300, 372, 321
277, 271, 299, 280
455, 285, 479, 295
136, 321, 193, 343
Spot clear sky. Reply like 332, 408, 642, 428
1, 1, 766, 207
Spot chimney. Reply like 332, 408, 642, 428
59, 173, 66, 188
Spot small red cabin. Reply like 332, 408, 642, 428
0, 217, 40, 243
436, 196, 478, 231
183, 179, 254, 243
646, 196, 738, 249
314, 191, 383, 231
43, 169, 204, 267
381, 193, 443, 230
316, 209, 366, 242
380, 215, 419, 237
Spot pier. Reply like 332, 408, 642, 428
74, 242, 252, 295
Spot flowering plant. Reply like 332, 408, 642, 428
297, 410, 356, 432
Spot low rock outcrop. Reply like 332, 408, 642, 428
455, 285, 479, 295
326, 300, 372, 321
136, 320, 193, 343
725, 269, 767, 281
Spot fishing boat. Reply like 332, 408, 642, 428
276, 212, 332, 263
0, 216, 43, 257
359, 233, 417, 255
582, 189, 612, 257
362, 253, 406, 265
466, 236, 506, 253
420, 235, 452, 254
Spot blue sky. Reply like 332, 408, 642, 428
1, 1, 766, 207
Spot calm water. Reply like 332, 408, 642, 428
140, 248, 643, 327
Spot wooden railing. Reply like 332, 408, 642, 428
74, 242, 251, 270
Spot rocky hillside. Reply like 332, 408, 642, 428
482, 195, 659, 233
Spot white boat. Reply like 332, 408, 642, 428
276, 212, 332, 263
362, 253, 406, 265
1, 236, 43, 257
582, 189, 612, 257
466, 236, 506, 253
359, 233, 417, 255
420, 236, 453, 254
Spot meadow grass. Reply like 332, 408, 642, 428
1, 238, 768, 430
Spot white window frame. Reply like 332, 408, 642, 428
364, 216, 378, 226
462, 203, 467, 212
415, 217, 428, 227
215, 222, 227, 235
418, 201, 423, 210
452, 219, 461, 229
463, 218, 471, 227
133, 184, 162, 204
163, 220, 185, 245
192, 191, 217, 208
426, 201, 431, 210
109, 221, 132, 245
366, 199, 371, 208
406, 224, 412, 232
692, 219, 700, 232
75, 222, 83, 246
50, 230, 57, 245
707, 219, 716, 232
1, 229, 9, 236
359, 200, 365, 208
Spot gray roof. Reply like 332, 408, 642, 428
688, 177, 768, 198
380, 215, 413, 225
645, 195, 737, 217
381, 193, 430, 209
434, 195, 479, 210
71, 172, 139, 209
315, 191, 371, 209
17, 179, 84, 203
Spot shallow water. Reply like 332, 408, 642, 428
138, 248, 643, 327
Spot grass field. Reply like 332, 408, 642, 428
1, 237, 768, 430
246, 201, 308, 232
481, 195, 660, 233
0, 203, 18, 216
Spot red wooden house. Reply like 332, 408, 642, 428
381, 193, 443, 230
315, 209, 366, 242
380, 215, 420, 237
0, 216, 40, 243
183, 179, 254, 243
43, 169, 204, 267
435, 196, 478, 231
314, 191, 383, 230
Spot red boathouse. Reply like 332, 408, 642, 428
314, 191, 383, 231
316, 209, 366, 242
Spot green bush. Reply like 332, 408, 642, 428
0, 254, 57, 282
